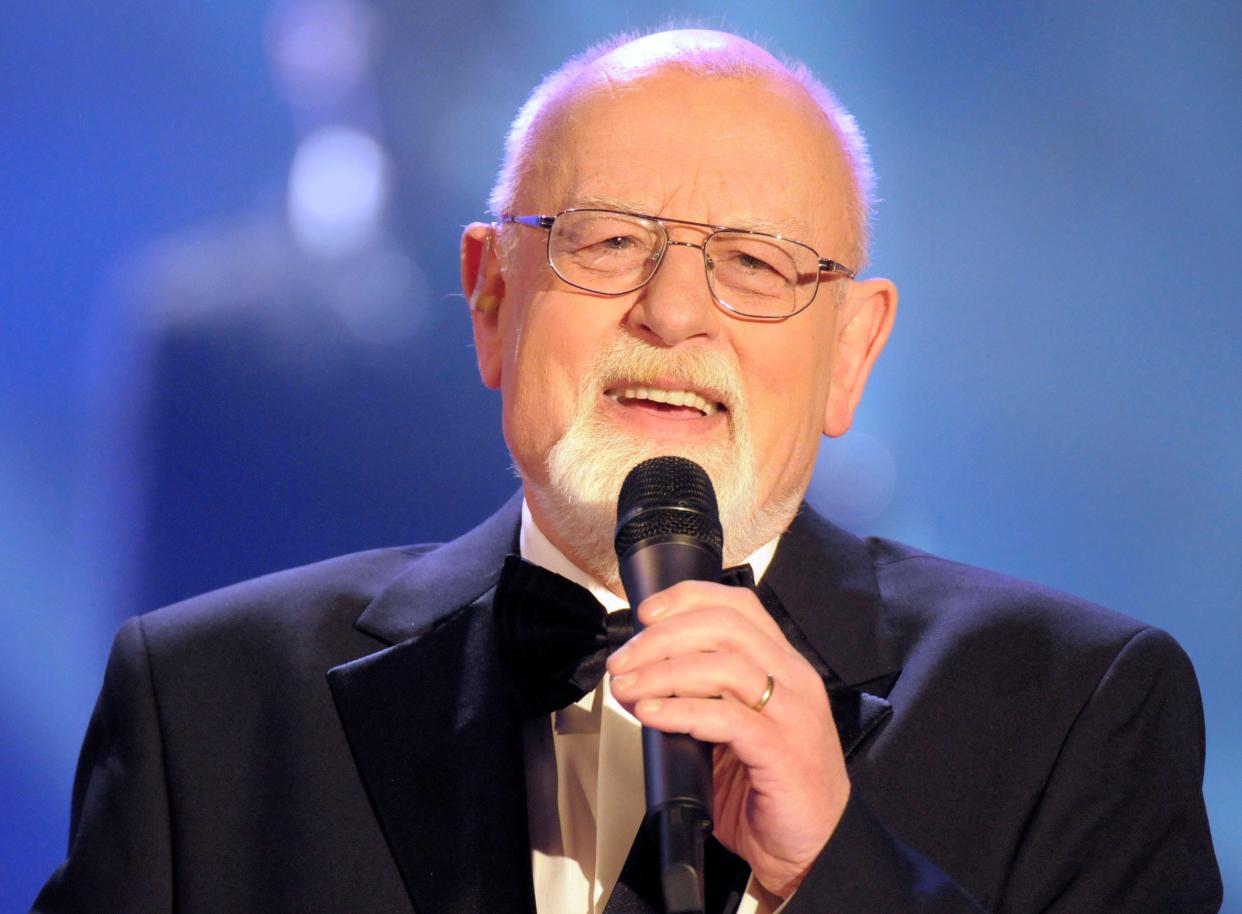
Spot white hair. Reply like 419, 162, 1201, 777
487, 28, 876, 266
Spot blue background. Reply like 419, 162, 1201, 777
3, 1, 1238, 907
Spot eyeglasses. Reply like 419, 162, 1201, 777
500, 208, 855, 321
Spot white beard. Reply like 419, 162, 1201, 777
533, 335, 802, 588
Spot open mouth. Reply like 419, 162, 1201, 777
604, 385, 724, 418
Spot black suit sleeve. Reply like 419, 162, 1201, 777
784, 626, 1221, 913
31, 616, 175, 914
995, 626, 1221, 912
785, 790, 987, 913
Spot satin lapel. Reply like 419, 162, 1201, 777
826, 685, 895, 759
759, 505, 902, 760
328, 493, 536, 914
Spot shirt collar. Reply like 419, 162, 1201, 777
519, 499, 779, 610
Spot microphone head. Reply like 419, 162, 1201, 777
614, 456, 723, 560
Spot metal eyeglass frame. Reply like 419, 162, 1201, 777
499, 208, 856, 321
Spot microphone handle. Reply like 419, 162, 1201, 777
618, 536, 721, 914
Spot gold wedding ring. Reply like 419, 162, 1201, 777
751, 672, 776, 713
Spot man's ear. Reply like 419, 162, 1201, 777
823, 277, 897, 438
461, 222, 506, 390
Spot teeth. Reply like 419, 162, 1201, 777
608, 386, 718, 416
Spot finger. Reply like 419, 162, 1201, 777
631, 694, 769, 746
630, 695, 801, 775
608, 605, 790, 676
633, 689, 833, 777
610, 648, 773, 707
637, 580, 787, 643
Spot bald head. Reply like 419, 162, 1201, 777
489, 29, 874, 267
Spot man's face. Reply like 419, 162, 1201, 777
468, 67, 894, 580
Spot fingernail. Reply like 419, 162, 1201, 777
637, 698, 663, 714
609, 644, 631, 672
643, 597, 668, 620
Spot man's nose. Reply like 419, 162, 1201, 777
623, 240, 720, 347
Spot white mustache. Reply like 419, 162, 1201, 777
583, 336, 745, 414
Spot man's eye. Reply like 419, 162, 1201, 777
592, 235, 638, 251
735, 252, 778, 273
725, 251, 787, 278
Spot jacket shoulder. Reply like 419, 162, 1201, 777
860, 538, 1202, 708
130, 494, 522, 674
137, 545, 438, 661
867, 537, 1153, 647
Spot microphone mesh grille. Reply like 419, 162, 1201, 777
614, 456, 723, 556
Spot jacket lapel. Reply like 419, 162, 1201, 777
760, 505, 902, 760
327, 494, 536, 914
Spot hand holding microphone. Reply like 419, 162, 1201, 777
610, 457, 850, 905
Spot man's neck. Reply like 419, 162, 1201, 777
519, 497, 781, 600
521, 499, 630, 609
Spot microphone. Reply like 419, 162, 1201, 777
614, 456, 723, 914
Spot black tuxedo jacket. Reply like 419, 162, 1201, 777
34, 496, 1221, 913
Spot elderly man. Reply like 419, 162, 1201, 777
35, 29, 1219, 914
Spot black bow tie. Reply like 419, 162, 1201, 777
494, 555, 755, 717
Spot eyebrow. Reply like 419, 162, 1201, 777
565, 194, 814, 243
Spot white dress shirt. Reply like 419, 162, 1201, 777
519, 500, 785, 914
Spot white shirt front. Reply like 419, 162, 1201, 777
519, 500, 784, 914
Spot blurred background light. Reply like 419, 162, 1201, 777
807, 430, 899, 526
286, 125, 389, 257
267, 0, 375, 110
324, 238, 426, 344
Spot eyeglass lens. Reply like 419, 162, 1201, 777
547, 210, 818, 318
